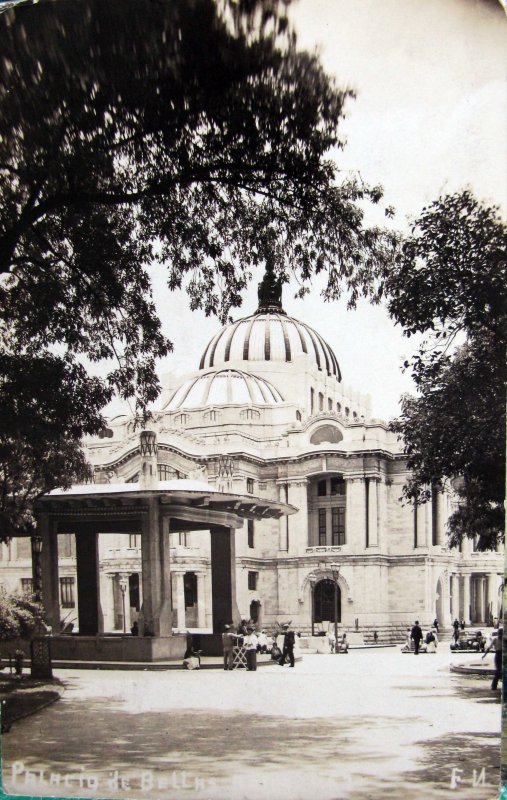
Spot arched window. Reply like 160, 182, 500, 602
314, 579, 341, 624
318, 392, 324, 411
310, 425, 343, 445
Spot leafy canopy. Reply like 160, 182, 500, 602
388, 191, 506, 549
0, 0, 397, 537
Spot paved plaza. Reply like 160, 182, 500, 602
1, 647, 501, 800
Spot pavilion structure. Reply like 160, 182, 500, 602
34, 431, 296, 662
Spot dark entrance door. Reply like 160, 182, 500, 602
314, 579, 341, 624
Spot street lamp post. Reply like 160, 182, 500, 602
308, 573, 317, 636
31, 534, 43, 603
330, 562, 340, 654
119, 576, 128, 634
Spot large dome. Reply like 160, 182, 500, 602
199, 312, 341, 380
163, 369, 284, 410
199, 265, 342, 380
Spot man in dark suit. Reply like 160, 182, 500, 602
279, 623, 296, 667
411, 621, 423, 655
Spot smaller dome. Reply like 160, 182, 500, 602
163, 369, 284, 410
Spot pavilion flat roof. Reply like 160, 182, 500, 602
39, 480, 297, 520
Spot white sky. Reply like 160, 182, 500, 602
109, 0, 507, 423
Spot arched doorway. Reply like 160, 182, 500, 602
314, 579, 341, 625
250, 600, 261, 625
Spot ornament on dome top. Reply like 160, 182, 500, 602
256, 259, 286, 314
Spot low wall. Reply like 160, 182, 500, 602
51, 635, 186, 662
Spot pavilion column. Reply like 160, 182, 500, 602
197, 572, 207, 628
75, 525, 103, 635
210, 525, 240, 633
140, 500, 172, 637
38, 512, 60, 633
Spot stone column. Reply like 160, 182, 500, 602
174, 571, 186, 630
344, 476, 366, 553
277, 482, 289, 552
210, 525, 240, 633
416, 503, 427, 547
367, 478, 379, 547
450, 575, 457, 621
38, 512, 60, 633
100, 573, 115, 632
197, 572, 207, 628
75, 525, 103, 635
462, 575, 471, 624
286, 479, 308, 554
140, 500, 173, 637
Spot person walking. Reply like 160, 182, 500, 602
482, 627, 503, 690
453, 618, 460, 643
222, 624, 236, 670
244, 627, 258, 671
279, 623, 296, 667
411, 620, 423, 655
433, 618, 439, 634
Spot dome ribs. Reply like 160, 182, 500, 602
264, 317, 271, 361
280, 317, 292, 362
299, 321, 322, 372
223, 319, 242, 363
243, 316, 256, 360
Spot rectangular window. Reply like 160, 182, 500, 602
247, 519, 254, 548
318, 392, 324, 411
318, 508, 327, 546
178, 532, 188, 547
247, 478, 254, 494
129, 534, 141, 548
332, 508, 345, 545
310, 388, 315, 413
248, 571, 258, 590
60, 576, 75, 608
317, 480, 327, 497
330, 477, 345, 495
21, 578, 33, 595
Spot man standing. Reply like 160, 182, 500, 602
411, 620, 423, 655
244, 627, 258, 671
222, 624, 236, 671
482, 627, 503, 690
453, 618, 460, 643
279, 622, 296, 667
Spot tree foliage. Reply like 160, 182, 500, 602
388, 191, 506, 549
0, 0, 397, 537
0, 588, 41, 641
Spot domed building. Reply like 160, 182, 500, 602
2, 267, 502, 646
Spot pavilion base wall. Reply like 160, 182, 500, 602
50, 635, 186, 662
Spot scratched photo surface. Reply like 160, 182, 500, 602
0, 1, 506, 799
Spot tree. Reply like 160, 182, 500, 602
0, 588, 41, 641
0, 0, 397, 537
387, 191, 506, 549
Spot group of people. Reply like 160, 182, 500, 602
327, 630, 349, 653
222, 621, 297, 671
403, 620, 439, 654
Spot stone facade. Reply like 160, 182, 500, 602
1, 274, 503, 642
